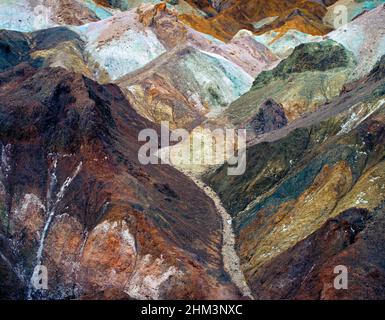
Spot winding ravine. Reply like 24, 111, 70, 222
179, 169, 254, 300
27, 157, 83, 299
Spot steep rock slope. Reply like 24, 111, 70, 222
0, 27, 93, 77
98, 0, 210, 15
1, 3, 278, 130
117, 45, 254, 129
0, 0, 102, 32
1, 0, 384, 302
0, 64, 240, 299
327, 3, 385, 80
162, 39, 358, 175
77, 5, 170, 82
88, 0, 339, 41
254, 2, 385, 59
324, 0, 385, 26
250, 205, 385, 299
247, 99, 288, 135
179, 0, 337, 41
205, 55, 385, 299
77, 3, 277, 128
218, 40, 356, 129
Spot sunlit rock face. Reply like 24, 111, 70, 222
179, 0, 338, 41
324, 0, 385, 26
246, 99, 288, 135
118, 46, 254, 128
255, 1, 385, 75
251, 205, 385, 300
1, 0, 385, 301
77, 8, 168, 82
0, 64, 241, 300
74, 3, 277, 128
78, 0, 341, 43
98, 0, 210, 15
327, 3, 385, 80
205, 56, 385, 299
246, 2, 385, 59
253, 29, 323, 58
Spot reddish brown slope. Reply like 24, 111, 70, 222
250, 205, 385, 300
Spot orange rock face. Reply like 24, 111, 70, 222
0, 65, 240, 299
92, 0, 337, 41
180, 0, 336, 41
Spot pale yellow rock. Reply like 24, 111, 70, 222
243, 161, 353, 275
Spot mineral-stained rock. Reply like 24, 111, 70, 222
324, 0, 385, 27
99, 0, 208, 16
84, 0, 340, 42
249, 206, 385, 300
1, 0, 385, 302
252, 40, 355, 89
0, 0, 100, 32
0, 30, 31, 72
246, 99, 288, 135
0, 65, 240, 299
180, 0, 338, 41
117, 45, 254, 129
205, 55, 385, 299
0, 27, 92, 78
253, 29, 323, 59
327, 4, 385, 80
1, 3, 278, 130
216, 40, 356, 127
76, 3, 277, 128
